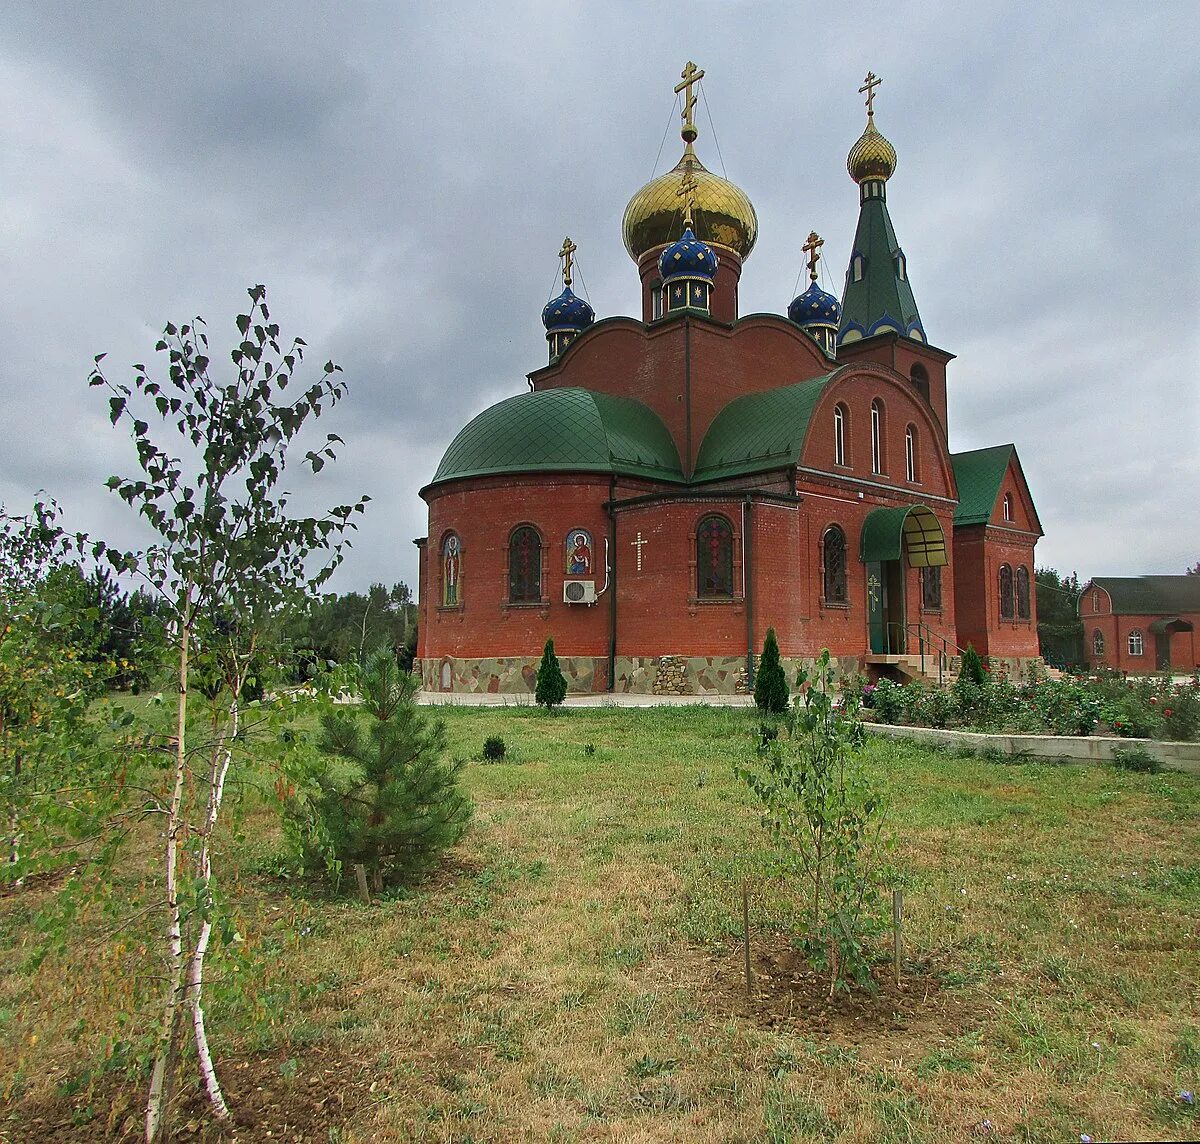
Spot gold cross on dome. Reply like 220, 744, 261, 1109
677, 169, 699, 228
674, 60, 705, 143
860, 71, 881, 119
558, 236, 577, 288
802, 231, 824, 282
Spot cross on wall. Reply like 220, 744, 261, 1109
631, 531, 647, 572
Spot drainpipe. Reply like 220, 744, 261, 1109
744, 494, 755, 688
607, 475, 617, 692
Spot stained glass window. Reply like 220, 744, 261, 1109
1093, 629, 1105, 657
442, 532, 461, 606
508, 526, 542, 603
696, 515, 733, 598
823, 525, 847, 604
999, 564, 1014, 620
921, 564, 942, 611
1015, 565, 1030, 620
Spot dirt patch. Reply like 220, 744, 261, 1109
0, 865, 79, 899
693, 936, 988, 1055
7, 1045, 374, 1143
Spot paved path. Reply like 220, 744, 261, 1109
415, 690, 754, 708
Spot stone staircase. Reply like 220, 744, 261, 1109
866, 653, 960, 689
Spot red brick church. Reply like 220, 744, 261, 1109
414, 67, 1043, 695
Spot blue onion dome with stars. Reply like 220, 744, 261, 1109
788, 280, 841, 327
541, 286, 595, 334
658, 227, 719, 284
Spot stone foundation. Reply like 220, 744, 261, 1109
417, 653, 869, 696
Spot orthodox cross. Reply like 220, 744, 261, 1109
674, 60, 705, 142
677, 169, 699, 229
860, 71, 881, 120
803, 231, 824, 282
558, 236, 577, 288
631, 530, 647, 571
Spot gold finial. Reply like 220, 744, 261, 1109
674, 61, 705, 144
677, 169, 699, 229
558, 236, 577, 288
859, 71, 881, 121
802, 231, 824, 282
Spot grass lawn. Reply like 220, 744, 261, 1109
2, 704, 1199, 1142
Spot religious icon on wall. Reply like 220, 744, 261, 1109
565, 529, 593, 576
443, 533, 461, 605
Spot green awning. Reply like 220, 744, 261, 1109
859, 504, 947, 568
1149, 617, 1193, 635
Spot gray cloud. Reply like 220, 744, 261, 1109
2, 0, 1197, 594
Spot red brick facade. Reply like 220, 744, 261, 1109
1080, 584, 1200, 673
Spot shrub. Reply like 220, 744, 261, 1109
906, 685, 956, 729
1111, 745, 1161, 773
736, 649, 887, 991
754, 628, 790, 714
482, 736, 506, 762
535, 637, 568, 711
291, 649, 472, 893
870, 678, 903, 724
960, 644, 988, 686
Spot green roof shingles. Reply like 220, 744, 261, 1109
693, 374, 834, 481
1092, 577, 1200, 616
838, 197, 923, 341
430, 388, 684, 486
950, 444, 1013, 526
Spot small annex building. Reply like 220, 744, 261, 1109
1080, 576, 1200, 673
414, 67, 1044, 695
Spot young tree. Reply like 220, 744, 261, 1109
753, 627, 789, 714
737, 649, 887, 993
292, 647, 471, 893
0, 502, 110, 884
535, 637, 567, 710
90, 286, 367, 1142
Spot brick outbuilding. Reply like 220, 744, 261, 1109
415, 69, 1043, 694
1081, 577, 1200, 673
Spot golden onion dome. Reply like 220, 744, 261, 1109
847, 117, 897, 183
622, 143, 758, 262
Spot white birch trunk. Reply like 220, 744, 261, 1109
145, 609, 190, 1144
187, 694, 237, 1121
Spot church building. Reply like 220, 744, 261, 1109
414, 67, 1043, 695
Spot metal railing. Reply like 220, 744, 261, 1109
883, 621, 966, 687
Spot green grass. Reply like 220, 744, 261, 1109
2, 703, 1199, 1142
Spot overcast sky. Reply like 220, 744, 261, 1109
2, 2, 1197, 596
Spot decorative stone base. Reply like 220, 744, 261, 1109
419, 652, 872, 696
416, 656, 607, 695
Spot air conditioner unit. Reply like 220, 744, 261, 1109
563, 579, 597, 605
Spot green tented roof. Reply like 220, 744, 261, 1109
950, 444, 1014, 526
838, 197, 925, 343
693, 374, 835, 481
429, 387, 684, 486
1091, 577, 1200, 616
860, 504, 947, 567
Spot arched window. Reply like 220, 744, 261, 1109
921, 565, 942, 611
822, 524, 848, 605
1128, 629, 1144, 657
833, 404, 847, 466
905, 424, 918, 482
442, 532, 462, 606
651, 280, 664, 320
1015, 566, 1030, 620
508, 525, 542, 603
870, 399, 884, 474
696, 514, 734, 598
1003, 492, 1013, 522
894, 252, 907, 281
910, 363, 930, 404
1093, 629, 1105, 657
852, 254, 865, 282
1092, 590, 1101, 613
999, 564, 1015, 620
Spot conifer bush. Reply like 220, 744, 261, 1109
535, 637, 567, 710
293, 648, 471, 892
753, 627, 789, 715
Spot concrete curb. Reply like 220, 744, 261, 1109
864, 721, 1200, 776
